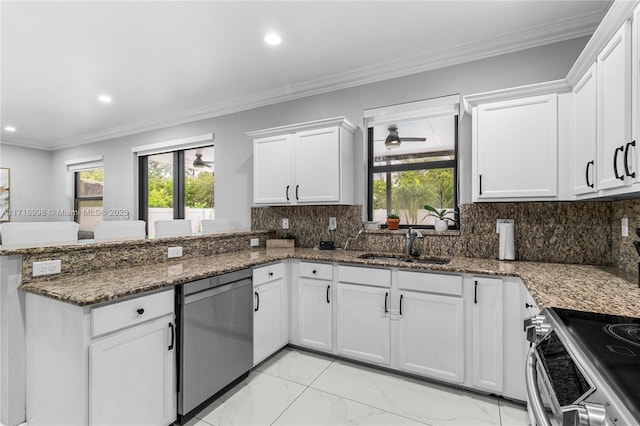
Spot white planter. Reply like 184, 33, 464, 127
434, 219, 449, 232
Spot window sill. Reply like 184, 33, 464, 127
364, 229, 460, 237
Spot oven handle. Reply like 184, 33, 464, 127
525, 343, 552, 426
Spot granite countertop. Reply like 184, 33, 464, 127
19, 248, 640, 318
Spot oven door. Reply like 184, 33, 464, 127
525, 330, 599, 426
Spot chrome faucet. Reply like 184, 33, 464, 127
405, 227, 424, 257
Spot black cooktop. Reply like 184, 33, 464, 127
553, 308, 640, 420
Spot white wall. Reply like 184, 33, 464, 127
0, 144, 53, 222
45, 37, 588, 228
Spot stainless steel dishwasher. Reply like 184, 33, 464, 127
176, 269, 253, 423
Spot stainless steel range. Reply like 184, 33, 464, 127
525, 308, 640, 426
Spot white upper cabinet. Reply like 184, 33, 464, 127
597, 21, 633, 191
253, 135, 292, 204
572, 64, 598, 196
471, 91, 560, 201
249, 117, 356, 206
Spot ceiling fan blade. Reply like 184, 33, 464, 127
401, 137, 427, 142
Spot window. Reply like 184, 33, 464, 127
139, 146, 214, 237
74, 167, 104, 233
367, 99, 459, 229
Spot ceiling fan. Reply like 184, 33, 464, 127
383, 124, 426, 148
192, 153, 213, 168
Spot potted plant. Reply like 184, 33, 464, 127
386, 211, 400, 230
423, 204, 458, 232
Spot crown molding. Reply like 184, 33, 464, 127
246, 117, 357, 139
567, 0, 640, 86
40, 9, 604, 151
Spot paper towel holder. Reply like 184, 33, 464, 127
497, 219, 515, 261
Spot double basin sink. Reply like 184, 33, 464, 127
358, 253, 450, 265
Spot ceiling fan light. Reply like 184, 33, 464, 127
385, 124, 401, 147
384, 134, 401, 147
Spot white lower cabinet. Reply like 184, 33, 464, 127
470, 276, 504, 393
26, 289, 176, 426
397, 288, 464, 383
296, 262, 333, 352
89, 316, 175, 426
336, 283, 391, 365
253, 263, 288, 366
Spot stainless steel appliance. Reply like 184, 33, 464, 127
524, 308, 640, 426
176, 269, 253, 423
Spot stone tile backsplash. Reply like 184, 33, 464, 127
252, 201, 620, 267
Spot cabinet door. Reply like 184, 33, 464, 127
597, 22, 633, 190
475, 94, 558, 200
292, 127, 341, 203
89, 316, 176, 426
253, 135, 292, 204
471, 277, 504, 393
253, 278, 288, 366
572, 63, 598, 195
336, 283, 390, 365
298, 277, 332, 352
398, 291, 464, 383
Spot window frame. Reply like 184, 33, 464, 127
73, 168, 104, 225
367, 116, 459, 230
138, 146, 213, 235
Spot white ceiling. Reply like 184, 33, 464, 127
0, 1, 612, 151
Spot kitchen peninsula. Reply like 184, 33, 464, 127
2, 230, 640, 425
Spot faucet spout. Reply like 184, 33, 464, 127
405, 227, 424, 257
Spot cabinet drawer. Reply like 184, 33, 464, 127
92, 289, 174, 338
337, 265, 390, 288
398, 270, 462, 296
253, 262, 285, 285
299, 262, 333, 280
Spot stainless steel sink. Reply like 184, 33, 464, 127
358, 254, 450, 265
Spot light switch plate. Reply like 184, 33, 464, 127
33, 260, 61, 277
282, 218, 289, 229
622, 217, 629, 237
329, 217, 337, 230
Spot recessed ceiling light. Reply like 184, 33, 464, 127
4, 126, 16, 132
98, 94, 112, 103
264, 33, 282, 46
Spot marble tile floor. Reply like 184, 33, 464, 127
185, 347, 530, 426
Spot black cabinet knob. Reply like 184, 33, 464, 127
136, 308, 144, 315
312, 270, 317, 274
268, 272, 273, 277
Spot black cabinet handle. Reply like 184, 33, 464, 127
399, 294, 404, 316
268, 271, 273, 277
286, 185, 290, 201
326, 285, 330, 304
168, 323, 175, 351
479, 174, 483, 195
384, 292, 388, 313
614, 146, 625, 181
586, 160, 595, 188
295, 184, 299, 200
625, 141, 636, 178
474, 281, 478, 304
136, 308, 144, 315
254, 291, 259, 312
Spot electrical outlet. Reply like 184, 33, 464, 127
32, 260, 61, 277
329, 217, 337, 230
282, 218, 289, 229
168, 246, 183, 258
622, 217, 629, 237
250, 238, 259, 247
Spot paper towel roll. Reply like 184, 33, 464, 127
499, 222, 515, 260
